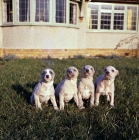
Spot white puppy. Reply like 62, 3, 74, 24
55, 66, 79, 110
95, 66, 119, 107
30, 68, 59, 110
78, 65, 95, 109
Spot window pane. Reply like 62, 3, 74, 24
55, 0, 66, 23
35, 0, 49, 22
87, 4, 98, 29
113, 13, 124, 30
114, 5, 124, 10
70, 3, 77, 25
100, 13, 111, 30
127, 6, 137, 30
16, 0, 30, 22
101, 5, 112, 10
3, 0, 13, 23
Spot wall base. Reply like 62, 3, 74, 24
0, 48, 139, 58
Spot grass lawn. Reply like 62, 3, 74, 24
0, 57, 139, 139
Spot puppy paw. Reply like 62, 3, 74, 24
95, 103, 99, 106
65, 102, 68, 105
78, 106, 85, 110
38, 106, 42, 110
60, 107, 64, 110
54, 106, 59, 110
90, 104, 94, 108
110, 105, 115, 109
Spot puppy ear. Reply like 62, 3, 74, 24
41, 70, 45, 76
116, 70, 119, 76
50, 69, 55, 79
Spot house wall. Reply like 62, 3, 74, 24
0, 1, 139, 58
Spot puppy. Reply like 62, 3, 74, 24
94, 66, 119, 107
78, 65, 95, 109
55, 66, 79, 110
30, 68, 59, 110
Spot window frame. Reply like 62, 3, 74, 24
2, 0, 13, 26
86, 2, 138, 33
69, 1, 78, 26
1, 0, 79, 27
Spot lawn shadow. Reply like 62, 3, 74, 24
12, 82, 37, 104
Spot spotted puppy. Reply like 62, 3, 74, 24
78, 65, 95, 109
30, 68, 59, 110
55, 66, 79, 110
94, 66, 119, 107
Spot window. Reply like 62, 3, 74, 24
35, 0, 49, 22
2, 0, 13, 23
87, 3, 138, 32
70, 2, 77, 25
16, 0, 30, 22
2, 0, 78, 27
55, 0, 66, 23
127, 6, 137, 30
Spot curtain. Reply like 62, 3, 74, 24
16, 0, 19, 22
87, 7, 92, 29
127, 9, 132, 30
27, 0, 30, 22
2, 1, 7, 22
73, 4, 76, 24
46, 0, 49, 22
63, 0, 66, 23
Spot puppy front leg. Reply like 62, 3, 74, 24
50, 95, 59, 110
109, 93, 115, 107
73, 93, 79, 107
78, 92, 85, 109
59, 93, 65, 110
106, 94, 110, 101
34, 94, 42, 110
90, 91, 94, 107
95, 92, 100, 106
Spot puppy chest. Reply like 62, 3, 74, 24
35, 84, 54, 96
64, 94, 73, 101
39, 95, 50, 103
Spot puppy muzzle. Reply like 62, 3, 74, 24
46, 75, 49, 79
84, 69, 90, 76
44, 74, 51, 82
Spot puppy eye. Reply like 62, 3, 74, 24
74, 69, 76, 71
42, 72, 45, 75
112, 70, 115, 72
50, 71, 53, 74
91, 68, 93, 70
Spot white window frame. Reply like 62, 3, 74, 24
2, 0, 13, 25
69, 1, 78, 26
87, 2, 138, 33
1, 0, 78, 28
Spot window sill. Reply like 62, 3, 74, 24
86, 29, 138, 34
0, 23, 79, 29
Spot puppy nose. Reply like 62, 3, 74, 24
106, 71, 109, 74
86, 69, 89, 72
68, 71, 72, 74
46, 75, 49, 78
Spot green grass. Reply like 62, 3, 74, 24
0, 58, 139, 139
